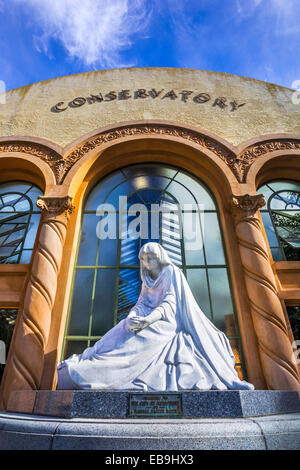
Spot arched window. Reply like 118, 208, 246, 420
63, 164, 246, 378
0, 182, 42, 264
258, 180, 300, 261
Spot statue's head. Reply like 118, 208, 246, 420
139, 242, 172, 280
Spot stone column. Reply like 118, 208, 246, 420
232, 194, 300, 391
0, 196, 74, 409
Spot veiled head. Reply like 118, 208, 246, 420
139, 243, 172, 282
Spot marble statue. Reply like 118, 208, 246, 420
57, 242, 254, 391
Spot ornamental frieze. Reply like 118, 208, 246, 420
0, 130, 300, 185
237, 139, 300, 181
0, 141, 64, 183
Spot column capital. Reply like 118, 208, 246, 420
232, 194, 266, 221
36, 196, 75, 219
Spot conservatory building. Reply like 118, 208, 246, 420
0, 67, 300, 411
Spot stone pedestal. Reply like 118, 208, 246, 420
2, 390, 300, 450
6, 389, 300, 419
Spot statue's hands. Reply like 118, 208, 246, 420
126, 311, 139, 332
126, 313, 150, 332
126, 308, 162, 333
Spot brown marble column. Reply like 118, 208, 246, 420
232, 194, 300, 391
0, 196, 74, 409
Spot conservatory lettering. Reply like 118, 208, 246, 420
51, 88, 246, 113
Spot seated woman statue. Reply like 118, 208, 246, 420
57, 242, 254, 391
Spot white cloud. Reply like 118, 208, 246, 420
13, 0, 152, 67
235, 0, 300, 32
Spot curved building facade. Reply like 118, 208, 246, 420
0, 68, 300, 410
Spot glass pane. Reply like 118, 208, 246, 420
260, 211, 278, 246
129, 176, 171, 194
161, 210, 182, 266
270, 246, 285, 261
1, 194, 22, 207
1, 254, 18, 263
186, 269, 212, 318
0, 182, 42, 264
98, 238, 119, 266
268, 181, 300, 193
116, 268, 140, 322
19, 250, 32, 264
25, 185, 43, 205
91, 268, 116, 335
64, 341, 88, 359
98, 213, 119, 266
122, 210, 150, 245
203, 213, 225, 265
120, 237, 139, 266
272, 212, 300, 248
14, 197, 31, 212
0, 182, 32, 193
105, 180, 134, 207
158, 193, 179, 212
166, 180, 197, 207
87, 179, 133, 210
4, 229, 25, 245
85, 172, 125, 210
23, 214, 40, 249
270, 192, 300, 211
208, 268, 233, 332
122, 165, 177, 180
0, 246, 16, 257
161, 239, 182, 266
130, 188, 163, 205
77, 214, 99, 266
175, 172, 216, 210
68, 269, 95, 336
258, 184, 275, 202
182, 210, 205, 265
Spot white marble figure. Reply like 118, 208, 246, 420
57, 242, 254, 391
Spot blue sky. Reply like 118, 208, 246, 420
0, 0, 299, 91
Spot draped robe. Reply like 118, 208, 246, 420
57, 246, 254, 391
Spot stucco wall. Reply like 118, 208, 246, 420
0, 68, 299, 147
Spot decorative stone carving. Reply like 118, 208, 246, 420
0, 141, 64, 183
237, 139, 300, 182
36, 196, 75, 219
232, 194, 266, 221
1, 132, 300, 185
231, 194, 300, 391
62, 124, 240, 181
0, 196, 74, 408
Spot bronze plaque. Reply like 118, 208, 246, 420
129, 393, 182, 417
